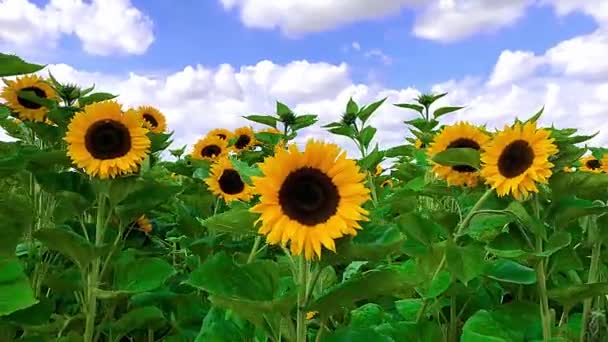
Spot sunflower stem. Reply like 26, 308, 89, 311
247, 236, 262, 263
83, 190, 108, 342
296, 255, 308, 342
533, 196, 552, 341
580, 215, 601, 342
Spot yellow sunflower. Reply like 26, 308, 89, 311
1, 75, 57, 122
480, 121, 558, 200
381, 179, 393, 188
205, 158, 254, 202
133, 215, 153, 235
415, 138, 426, 149
579, 156, 603, 173
232, 126, 256, 152
375, 164, 383, 176
135, 106, 167, 133
427, 122, 490, 187
64, 101, 151, 179
562, 166, 574, 173
207, 128, 233, 141
191, 135, 228, 161
250, 140, 371, 260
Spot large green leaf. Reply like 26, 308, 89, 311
198, 208, 258, 236
549, 197, 608, 229
461, 303, 542, 341
243, 115, 277, 128
33, 228, 105, 269
106, 306, 165, 336
548, 282, 608, 306
433, 106, 464, 119
0, 194, 32, 257
484, 259, 537, 285
358, 97, 386, 123
395, 212, 441, 247
291, 114, 318, 130
115, 180, 181, 221
195, 307, 252, 342
323, 327, 393, 342
34, 171, 94, 202
445, 242, 486, 285
359, 126, 376, 149
506, 201, 546, 239
550, 172, 608, 201
113, 256, 176, 294
0, 258, 38, 316
78, 92, 117, 107
0, 53, 45, 76
431, 147, 480, 169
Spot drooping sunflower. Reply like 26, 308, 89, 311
64, 101, 151, 179
207, 128, 233, 141
251, 140, 371, 260
191, 135, 228, 161
579, 155, 603, 173
480, 121, 558, 200
427, 122, 491, 187
374, 164, 383, 176
132, 215, 153, 235
1, 75, 57, 122
415, 138, 426, 149
205, 157, 254, 202
135, 106, 167, 133
232, 126, 256, 152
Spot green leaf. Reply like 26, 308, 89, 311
416, 270, 451, 299
34, 171, 94, 202
431, 147, 480, 169
115, 180, 181, 222
198, 208, 257, 236
307, 266, 418, 318
485, 233, 529, 259
276, 101, 292, 116
534, 231, 571, 257
148, 132, 173, 153
3, 298, 53, 325
114, 257, 176, 293
17, 90, 55, 109
404, 118, 439, 131
550, 197, 608, 228
323, 327, 393, 342
33, 228, 104, 269
291, 114, 318, 130
445, 243, 486, 285
466, 213, 512, 242
485, 259, 537, 285
243, 115, 277, 128
394, 103, 424, 114
395, 299, 423, 321
346, 97, 359, 115
359, 145, 384, 171
196, 307, 251, 342
328, 125, 356, 139
433, 106, 464, 119
229, 156, 262, 185
396, 212, 441, 247
461, 303, 542, 342
358, 97, 387, 123
506, 201, 547, 239
359, 126, 376, 149
0, 258, 38, 316
78, 92, 117, 107
550, 172, 608, 201
0, 194, 32, 257
525, 106, 544, 124
548, 282, 608, 305
107, 306, 165, 335
384, 145, 412, 158
0, 53, 45, 76
254, 132, 282, 145
349, 303, 384, 328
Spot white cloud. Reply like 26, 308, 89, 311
364, 49, 393, 65
545, 29, 608, 79
539, 0, 608, 24
0, 0, 154, 56
487, 50, 544, 87
352, 41, 361, 51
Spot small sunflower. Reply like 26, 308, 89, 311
64, 101, 151, 179
480, 121, 558, 200
415, 138, 426, 149
381, 179, 393, 188
427, 122, 490, 187
191, 135, 228, 161
232, 126, 256, 152
1, 75, 57, 122
374, 164, 383, 177
135, 106, 167, 133
133, 215, 153, 235
562, 166, 574, 173
207, 128, 233, 141
260, 127, 281, 134
579, 156, 603, 173
251, 140, 371, 260
306, 311, 318, 320
205, 158, 254, 202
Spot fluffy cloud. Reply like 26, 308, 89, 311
0, 0, 154, 56
487, 50, 543, 87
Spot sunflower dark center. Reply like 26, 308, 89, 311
586, 159, 601, 169
201, 144, 221, 158
142, 113, 158, 128
278, 167, 340, 226
217, 133, 227, 140
84, 119, 132, 160
235, 134, 251, 149
497, 139, 535, 178
17, 86, 47, 109
447, 138, 480, 173
218, 169, 245, 195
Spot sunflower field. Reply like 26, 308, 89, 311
2, 53, 608, 342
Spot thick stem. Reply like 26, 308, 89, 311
580, 219, 601, 342
296, 255, 308, 342
247, 236, 262, 263
449, 295, 458, 342
83, 193, 107, 342
536, 238, 552, 340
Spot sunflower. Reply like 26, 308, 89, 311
374, 164, 383, 176
250, 140, 371, 260
207, 128, 233, 141
64, 101, 151, 179
480, 121, 558, 200
205, 158, 254, 202
133, 215, 153, 235
260, 127, 281, 134
135, 106, 167, 133
232, 126, 256, 152
415, 138, 426, 149
1, 75, 57, 122
306, 311, 318, 320
381, 179, 393, 188
562, 166, 574, 173
579, 155, 603, 173
191, 135, 228, 161
427, 122, 490, 187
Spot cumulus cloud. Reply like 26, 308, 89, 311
0, 0, 154, 56
487, 50, 544, 87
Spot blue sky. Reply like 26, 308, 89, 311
42, 0, 596, 90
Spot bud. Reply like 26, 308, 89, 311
341, 112, 357, 126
